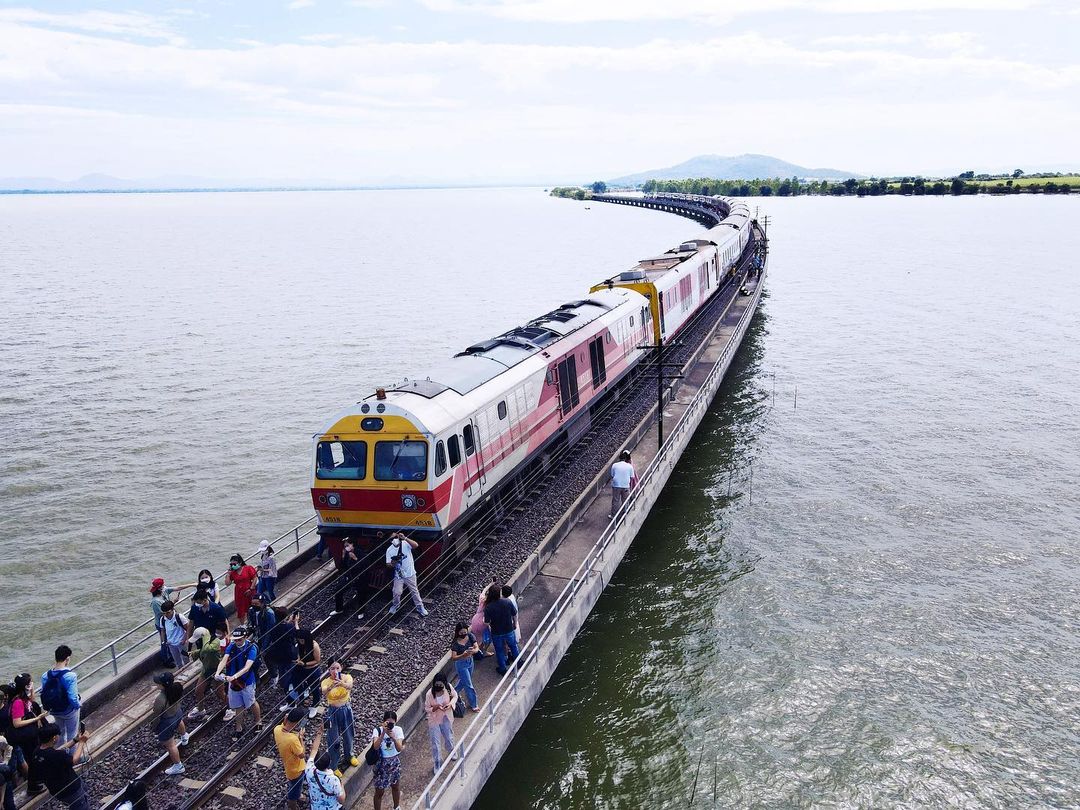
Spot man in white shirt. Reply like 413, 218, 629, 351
608, 450, 636, 518
385, 532, 429, 617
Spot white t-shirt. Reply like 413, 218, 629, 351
371, 725, 406, 759
385, 540, 416, 579
610, 460, 635, 489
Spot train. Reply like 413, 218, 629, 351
310, 195, 757, 566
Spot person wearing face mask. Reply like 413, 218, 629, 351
185, 590, 229, 652
214, 626, 263, 740
449, 623, 481, 713
226, 554, 259, 623
187, 624, 228, 721
332, 539, 370, 621
423, 679, 458, 774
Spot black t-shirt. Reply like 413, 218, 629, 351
32, 746, 81, 801
483, 598, 517, 636
451, 632, 477, 656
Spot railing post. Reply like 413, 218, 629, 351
109, 643, 118, 676
424, 788, 433, 809
294, 528, 300, 552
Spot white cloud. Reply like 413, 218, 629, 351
0, 8, 183, 42
287, 0, 317, 9
418, 0, 1038, 24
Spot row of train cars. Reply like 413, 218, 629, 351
310, 195, 756, 567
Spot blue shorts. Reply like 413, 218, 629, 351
286, 774, 304, 801
156, 713, 182, 743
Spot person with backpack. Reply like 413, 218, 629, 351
40, 646, 81, 744
214, 626, 262, 740
186, 624, 227, 722
157, 602, 189, 670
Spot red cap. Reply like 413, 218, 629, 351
150, 577, 165, 592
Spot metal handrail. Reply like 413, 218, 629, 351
415, 258, 764, 809
67, 514, 320, 686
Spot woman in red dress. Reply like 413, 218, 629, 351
226, 553, 259, 622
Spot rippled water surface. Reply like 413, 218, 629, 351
3, 192, 1079, 807
476, 195, 1080, 808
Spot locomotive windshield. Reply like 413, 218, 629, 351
374, 440, 428, 481
316, 440, 367, 479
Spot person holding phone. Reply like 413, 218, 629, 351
449, 623, 481, 713
319, 661, 357, 776
369, 710, 405, 810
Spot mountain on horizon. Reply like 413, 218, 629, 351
609, 154, 863, 185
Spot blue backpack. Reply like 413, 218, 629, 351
40, 671, 73, 713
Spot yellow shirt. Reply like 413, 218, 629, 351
274, 724, 305, 780
321, 673, 354, 707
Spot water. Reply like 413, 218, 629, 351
4, 192, 1079, 806
475, 196, 1080, 807
0, 188, 693, 674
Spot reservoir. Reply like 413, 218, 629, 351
2, 190, 1078, 805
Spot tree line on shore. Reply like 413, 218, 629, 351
550, 171, 1077, 200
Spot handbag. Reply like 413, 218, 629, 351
453, 694, 466, 718
365, 746, 381, 766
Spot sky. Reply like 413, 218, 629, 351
0, 0, 1078, 184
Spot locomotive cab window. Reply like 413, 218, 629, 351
435, 441, 447, 476
316, 440, 367, 480
374, 440, 428, 481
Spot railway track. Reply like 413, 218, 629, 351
41, 227, 765, 810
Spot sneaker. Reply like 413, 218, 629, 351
179, 732, 190, 746
223, 709, 236, 722
349, 756, 360, 767
164, 763, 186, 776
329, 610, 339, 616
187, 708, 205, 720
388, 606, 398, 616
307, 706, 318, 720
279, 703, 292, 713
356, 612, 365, 621
417, 607, 429, 617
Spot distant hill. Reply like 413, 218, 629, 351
609, 154, 863, 185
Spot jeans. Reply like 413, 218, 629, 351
326, 704, 355, 770
454, 658, 478, 709
165, 642, 186, 669
60, 785, 89, 810
391, 575, 424, 613
257, 576, 277, 601
427, 716, 454, 770
492, 632, 520, 674
53, 708, 81, 744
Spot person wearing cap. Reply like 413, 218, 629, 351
215, 626, 262, 740
319, 660, 357, 777
151, 672, 189, 775
257, 541, 279, 603
30, 723, 90, 809
274, 706, 323, 810
187, 624, 227, 721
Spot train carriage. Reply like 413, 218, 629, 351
311, 287, 651, 553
